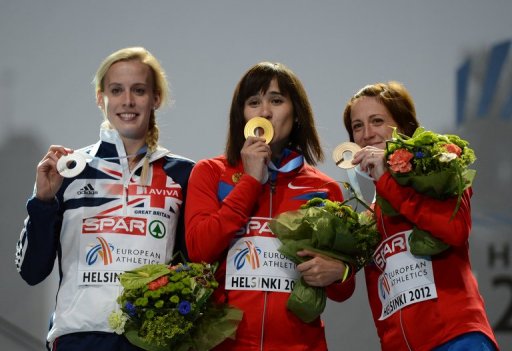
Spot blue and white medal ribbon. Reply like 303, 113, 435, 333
260, 154, 304, 184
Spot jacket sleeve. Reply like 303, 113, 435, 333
323, 180, 356, 302
375, 171, 472, 246
163, 157, 195, 263
326, 272, 356, 302
16, 196, 61, 285
185, 159, 263, 263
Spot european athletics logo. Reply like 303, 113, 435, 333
379, 274, 391, 300
234, 240, 262, 270
85, 237, 114, 266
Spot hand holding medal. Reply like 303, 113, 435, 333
244, 116, 274, 143
242, 117, 274, 184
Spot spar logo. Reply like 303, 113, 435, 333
82, 216, 147, 236
374, 232, 408, 270
86, 237, 114, 266
234, 240, 262, 270
149, 220, 166, 239
236, 217, 273, 237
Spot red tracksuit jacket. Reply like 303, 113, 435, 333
366, 172, 498, 350
185, 152, 355, 351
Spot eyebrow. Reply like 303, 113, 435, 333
107, 82, 148, 88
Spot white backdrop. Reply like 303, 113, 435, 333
1, 1, 511, 350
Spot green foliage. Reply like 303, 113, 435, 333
381, 127, 478, 255
286, 278, 326, 323
386, 127, 476, 185
386, 127, 476, 208
110, 261, 242, 351
299, 198, 380, 270
120, 264, 171, 289
269, 196, 380, 323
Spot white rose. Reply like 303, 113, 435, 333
439, 152, 457, 163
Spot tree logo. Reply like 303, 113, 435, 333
149, 220, 166, 239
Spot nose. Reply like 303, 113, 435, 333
122, 91, 135, 107
362, 123, 374, 140
259, 101, 272, 118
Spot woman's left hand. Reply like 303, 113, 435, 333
296, 250, 347, 287
352, 146, 387, 181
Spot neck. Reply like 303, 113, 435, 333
122, 138, 146, 157
270, 140, 288, 164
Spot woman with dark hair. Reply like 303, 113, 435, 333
186, 62, 354, 350
344, 81, 498, 351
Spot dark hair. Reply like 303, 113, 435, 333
225, 62, 323, 166
343, 81, 419, 141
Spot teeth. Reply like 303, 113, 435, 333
119, 113, 137, 120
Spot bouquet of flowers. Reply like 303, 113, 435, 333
378, 127, 477, 255
108, 261, 243, 351
269, 192, 379, 323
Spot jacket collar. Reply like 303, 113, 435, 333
92, 127, 170, 162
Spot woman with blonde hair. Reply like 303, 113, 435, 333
16, 47, 194, 350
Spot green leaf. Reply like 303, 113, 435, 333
124, 329, 169, 351
286, 279, 326, 323
376, 195, 400, 216
178, 305, 244, 351
409, 227, 450, 256
120, 264, 171, 289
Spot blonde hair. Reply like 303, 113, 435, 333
93, 47, 170, 184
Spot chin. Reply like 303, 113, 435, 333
118, 130, 145, 140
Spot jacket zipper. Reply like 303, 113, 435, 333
260, 175, 276, 350
381, 210, 413, 350
399, 310, 413, 350
123, 159, 143, 215
123, 185, 129, 215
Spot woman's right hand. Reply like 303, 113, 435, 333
240, 136, 271, 183
352, 146, 387, 181
35, 145, 73, 202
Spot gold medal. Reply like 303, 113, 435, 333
244, 117, 274, 144
332, 142, 361, 169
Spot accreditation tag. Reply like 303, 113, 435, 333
374, 230, 438, 320
225, 219, 299, 292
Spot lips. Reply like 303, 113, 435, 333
117, 113, 138, 121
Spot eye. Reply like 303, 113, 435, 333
271, 97, 284, 105
246, 98, 260, 107
133, 87, 147, 96
110, 86, 122, 95
352, 122, 363, 132
370, 117, 385, 126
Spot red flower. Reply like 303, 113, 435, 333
148, 275, 169, 290
444, 143, 461, 157
388, 149, 414, 173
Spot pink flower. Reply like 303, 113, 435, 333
388, 149, 414, 173
148, 275, 169, 290
444, 143, 461, 157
